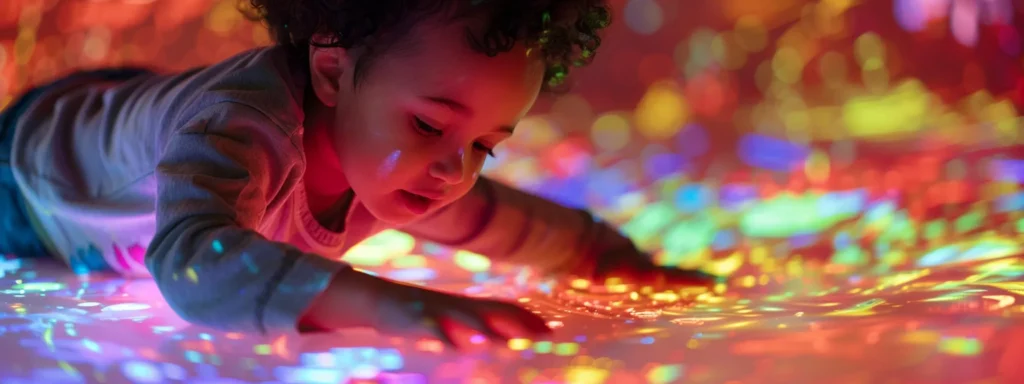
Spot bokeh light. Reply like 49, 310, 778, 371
1, 0, 1023, 383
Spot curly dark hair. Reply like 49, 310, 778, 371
242, 0, 611, 90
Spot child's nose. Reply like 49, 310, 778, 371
429, 147, 470, 185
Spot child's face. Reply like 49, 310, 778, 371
309, 18, 546, 225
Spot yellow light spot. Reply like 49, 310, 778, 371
854, 32, 885, 66
651, 292, 680, 302
804, 150, 830, 183
570, 279, 591, 290
591, 112, 632, 152
740, 275, 757, 288
508, 338, 532, 351
634, 81, 688, 140
772, 47, 805, 84
186, 268, 198, 283
707, 252, 743, 276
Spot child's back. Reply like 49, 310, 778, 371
10, 46, 362, 332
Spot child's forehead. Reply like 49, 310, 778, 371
378, 22, 542, 88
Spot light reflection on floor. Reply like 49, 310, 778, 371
1, 229, 1022, 384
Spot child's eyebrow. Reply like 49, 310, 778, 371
423, 96, 516, 133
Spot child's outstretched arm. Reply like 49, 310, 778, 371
148, 103, 549, 343
403, 178, 716, 287
147, 102, 348, 334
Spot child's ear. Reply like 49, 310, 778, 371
308, 38, 350, 107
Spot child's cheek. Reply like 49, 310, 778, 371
376, 150, 402, 179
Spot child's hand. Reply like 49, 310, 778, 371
374, 280, 553, 348
573, 246, 719, 289
303, 267, 552, 349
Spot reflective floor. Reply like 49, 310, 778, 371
1, 221, 1022, 383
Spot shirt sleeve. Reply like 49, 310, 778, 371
147, 101, 351, 335
401, 177, 635, 276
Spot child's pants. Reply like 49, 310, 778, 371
0, 68, 152, 264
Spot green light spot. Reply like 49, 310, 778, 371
533, 341, 553, 354
254, 344, 272, 355
13, 282, 64, 292
938, 337, 982, 356
954, 211, 983, 234
553, 342, 579, 356
662, 216, 716, 255
646, 364, 684, 384
831, 246, 868, 266
622, 202, 678, 245
740, 194, 852, 238
453, 251, 491, 273
924, 220, 946, 240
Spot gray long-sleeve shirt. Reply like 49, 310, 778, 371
10, 46, 632, 334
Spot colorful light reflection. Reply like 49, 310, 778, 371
1, 0, 1023, 383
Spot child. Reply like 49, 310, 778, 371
0, 0, 713, 346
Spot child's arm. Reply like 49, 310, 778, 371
147, 102, 349, 334
149, 103, 550, 342
403, 178, 715, 286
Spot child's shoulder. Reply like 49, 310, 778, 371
174, 45, 307, 134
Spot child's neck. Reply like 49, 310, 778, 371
302, 89, 352, 225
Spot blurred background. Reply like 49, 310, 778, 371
0, 2, 1022, 382
0, 0, 1021, 281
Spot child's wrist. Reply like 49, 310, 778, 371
298, 266, 382, 331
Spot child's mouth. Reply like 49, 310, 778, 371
397, 190, 433, 214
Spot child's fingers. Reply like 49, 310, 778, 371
443, 306, 511, 344
485, 301, 553, 336
605, 264, 717, 288
509, 307, 553, 335
421, 315, 461, 349
655, 267, 718, 286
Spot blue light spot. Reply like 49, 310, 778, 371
574, 335, 587, 343
587, 168, 633, 205
990, 159, 1024, 183
719, 184, 759, 211
645, 153, 687, 180
640, 336, 655, 344
212, 240, 224, 254
711, 230, 736, 251
917, 245, 959, 267
472, 272, 491, 283
184, 350, 202, 364
536, 174, 589, 209
122, 361, 163, 383
995, 191, 1023, 213
161, 363, 186, 380
674, 184, 711, 213
737, 134, 811, 172
387, 268, 437, 282
379, 349, 404, 370
833, 232, 852, 249
274, 367, 346, 384
421, 242, 447, 256
789, 233, 818, 249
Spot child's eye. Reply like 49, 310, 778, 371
474, 143, 496, 158
414, 116, 497, 158
413, 117, 443, 136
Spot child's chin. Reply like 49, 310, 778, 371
364, 202, 424, 226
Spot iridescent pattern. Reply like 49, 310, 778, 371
1, 0, 1022, 382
